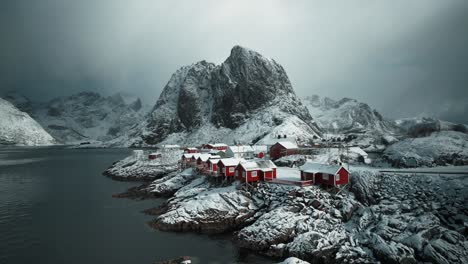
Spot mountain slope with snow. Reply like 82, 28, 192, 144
0, 97, 55, 146
303, 95, 398, 148
5, 92, 146, 145
129, 46, 322, 146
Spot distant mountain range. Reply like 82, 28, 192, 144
1, 45, 467, 167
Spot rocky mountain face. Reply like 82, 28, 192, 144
4, 92, 146, 144
303, 95, 398, 148
303, 95, 395, 135
135, 46, 321, 146
0, 97, 55, 146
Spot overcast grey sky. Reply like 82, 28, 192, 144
1, 0, 467, 123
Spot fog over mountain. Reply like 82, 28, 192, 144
1, 1, 467, 123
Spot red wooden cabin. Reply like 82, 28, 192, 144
217, 158, 244, 177
269, 142, 298, 160
206, 158, 220, 176
256, 160, 277, 180
184, 147, 199, 153
203, 143, 228, 151
300, 162, 349, 186
235, 161, 262, 183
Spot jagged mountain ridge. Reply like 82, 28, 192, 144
4, 91, 146, 144
0, 97, 55, 146
134, 46, 322, 146
303, 95, 395, 134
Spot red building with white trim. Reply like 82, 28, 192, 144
299, 162, 349, 186
269, 142, 298, 160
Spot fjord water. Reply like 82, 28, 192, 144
0, 148, 264, 264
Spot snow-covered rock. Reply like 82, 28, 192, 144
277, 257, 310, 264
383, 131, 468, 167
151, 179, 259, 233
128, 46, 322, 146
104, 149, 182, 180
146, 169, 197, 196
0, 97, 55, 146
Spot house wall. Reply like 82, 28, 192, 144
236, 166, 259, 183
269, 143, 285, 160
269, 143, 297, 159
335, 167, 349, 185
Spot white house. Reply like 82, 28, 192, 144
226, 145, 254, 159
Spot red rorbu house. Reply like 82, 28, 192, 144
299, 162, 349, 186
256, 160, 277, 180
190, 153, 201, 167
203, 143, 228, 151
217, 158, 244, 177
181, 153, 193, 168
235, 161, 263, 183
196, 154, 212, 172
206, 158, 220, 176
269, 142, 298, 160
184, 147, 199, 153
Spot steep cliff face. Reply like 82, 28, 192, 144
138, 46, 321, 146
0, 97, 55, 146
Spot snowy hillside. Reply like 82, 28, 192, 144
303, 95, 397, 147
0, 97, 55, 146
5, 92, 146, 145
383, 130, 468, 167
127, 46, 322, 147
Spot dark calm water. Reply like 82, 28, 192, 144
0, 147, 269, 264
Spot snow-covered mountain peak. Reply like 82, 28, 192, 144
132, 46, 321, 146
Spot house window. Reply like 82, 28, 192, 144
229, 167, 235, 173
323, 174, 329, 180
252, 171, 257, 177
336, 174, 340, 181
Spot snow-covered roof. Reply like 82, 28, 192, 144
162, 144, 180, 149
197, 154, 212, 162
206, 143, 228, 147
300, 162, 346, 175
185, 147, 198, 150
239, 161, 260, 171
218, 158, 245, 166
252, 145, 267, 153
209, 149, 225, 154
228, 145, 254, 153
182, 153, 193, 158
209, 155, 221, 159
149, 152, 161, 155
275, 141, 298, 149
256, 160, 277, 171
207, 158, 220, 164
190, 153, 201, 159
349, 147, 368, 157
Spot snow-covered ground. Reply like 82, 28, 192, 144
383, 131, 468, 167
276, 167, 301, 182
0, 97, 56, 146
104, 149, 182, 180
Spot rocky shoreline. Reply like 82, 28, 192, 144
105, 154, 468, 263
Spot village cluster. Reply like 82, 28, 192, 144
153, 141, 352, 188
